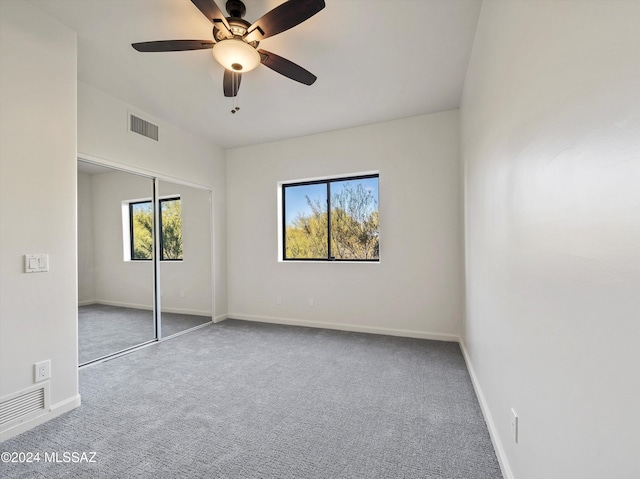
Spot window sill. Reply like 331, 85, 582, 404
125, 260, 184, 263
279, 260, 380, 264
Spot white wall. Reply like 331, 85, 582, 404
77, 172, 96, 304
460, 1, 640, 478
78, 82, 227, 320
226, 111, 464, 339
89, 170, 155, 310
0, 0, 80, 439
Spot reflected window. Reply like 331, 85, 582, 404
127, 197, 183, 261
159, 198, 183, 261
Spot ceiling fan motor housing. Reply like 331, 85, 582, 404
213, 17, 255, 42
226, 0, 247, 19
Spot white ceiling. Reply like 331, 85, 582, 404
28, 0, 482, 149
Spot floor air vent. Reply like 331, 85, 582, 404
130, 114, 159, 141
0, 387, 46, 426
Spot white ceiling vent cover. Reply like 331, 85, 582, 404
130, 114, 159, 141
0, 386, 46, 427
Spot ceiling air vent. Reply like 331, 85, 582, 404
130, 114, 159, 141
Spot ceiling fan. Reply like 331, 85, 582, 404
132, 0, 325, 98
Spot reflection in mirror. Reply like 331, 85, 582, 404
157, 180, 213, 337
77, 160, 156, 364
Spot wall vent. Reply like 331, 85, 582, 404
130, 114, 159, 141
0, 387, 46, 426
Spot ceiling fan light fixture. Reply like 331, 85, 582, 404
212, 39, 260, 72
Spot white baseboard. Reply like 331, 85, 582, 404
0, 393, 81, 443
459, 339, 514, 479
78, 300, 97, 307
228, 313, 460, 342
213, 314, 229, 323
161, 306, 211, 316
94, 299, 152, 311
94, 300, 211, 317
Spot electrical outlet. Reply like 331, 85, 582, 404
276, 296, 282, 305
308, 297, 314, 307
34, 360, 51, 382
510, 408, 519, 443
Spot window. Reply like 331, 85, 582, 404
130, 201, 153, 260
129, 197, 183, 261
159, 198, 183, 260
282, 174, 379, 261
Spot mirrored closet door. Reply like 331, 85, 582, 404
156, 180, 213, 338
77, 161, 156, 364
77, 161, 214, 365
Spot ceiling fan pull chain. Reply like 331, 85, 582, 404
231, 71, 240, 113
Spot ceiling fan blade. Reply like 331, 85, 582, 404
191, 0, 230, 30
258, 50, 317, 86
244, 0, 325, 43
132, 40, 214, 52
223, 70, 242, 97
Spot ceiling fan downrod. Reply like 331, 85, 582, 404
225, 0, 246, 19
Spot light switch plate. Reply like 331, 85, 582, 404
25, 254, 49, 273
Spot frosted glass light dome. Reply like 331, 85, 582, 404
212, 39, 260, 72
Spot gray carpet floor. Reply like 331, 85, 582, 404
1, 320, 502, 479
78, 304, 211, 364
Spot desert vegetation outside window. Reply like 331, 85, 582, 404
282, 175, 379, 261
129, 197, 183, 261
